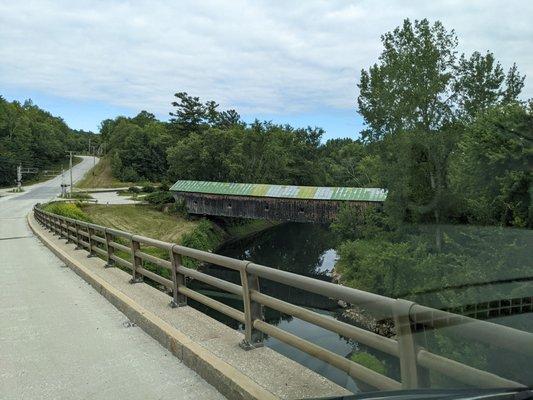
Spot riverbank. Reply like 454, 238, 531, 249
42, 201, 280, 258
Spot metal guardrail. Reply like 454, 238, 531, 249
33, 206, 532, 391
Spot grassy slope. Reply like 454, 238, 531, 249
76, 156, 134, 189
82, 204, 198, 244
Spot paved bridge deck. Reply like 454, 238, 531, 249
0, 158, 222, 400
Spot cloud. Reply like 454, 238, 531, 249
0, 0, 531, 121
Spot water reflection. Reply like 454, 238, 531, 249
188, 222, 394, 391
186, 222, 532, 390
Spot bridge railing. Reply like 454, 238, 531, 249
33, 205, 532, 392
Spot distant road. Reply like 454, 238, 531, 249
0, 156, 223, 399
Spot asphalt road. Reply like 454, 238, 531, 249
0, 156, 223, 399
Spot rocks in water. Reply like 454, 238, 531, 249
340, 306, 396, 338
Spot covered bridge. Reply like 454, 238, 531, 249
170, 180, 387, 223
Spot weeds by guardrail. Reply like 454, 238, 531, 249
33, 205, 531, 392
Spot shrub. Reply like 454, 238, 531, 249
128, 186, 140, 193
42, 202, 92, 222
180, 219, 223, 268
141, 185, 155, 193
144, 190, 175, 206
350, 352, 386, 375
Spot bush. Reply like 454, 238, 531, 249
144, 190, 175, 206
128, 186, 140, 193
42, 202, 92, 222
180, 219, 223, 268
350, 352, 386, 375
159, 183, 170, 191
141, 185, 155, 193
171, 199, 188, 216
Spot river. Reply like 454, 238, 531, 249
187, 222, 532, 392
189, 222, 395, 392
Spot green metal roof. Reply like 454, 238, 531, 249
170, 180, 387, 202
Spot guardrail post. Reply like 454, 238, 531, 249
55, 216, 61, 236
129, 237, 143, 283
239, 263, 264, 350
393, 299, 419, 389
74, 222, 82, 250
65, 220, 72, 243
86, 226, 95, 257
53, 216, 60, 237
104, 229, 115, 268
45, 214, 50, 229
169, 245, 186, 307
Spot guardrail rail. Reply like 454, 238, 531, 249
33, 205, 532, 392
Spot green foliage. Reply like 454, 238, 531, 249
450, 103, 532, 227
335, 219, 532, 305
108, 118, 170, 182
332, 207, 393, 242
358, 19, 458, 141
169, 92, 243, 137
41, 202, 92, 222
355, 17, 529, 230
141, 185, 156, 193
350, 352, 387, 375
144, 190, 175, 205
180, 219, 224, 268
166, 122, 325, 185
0, 97, 98, 186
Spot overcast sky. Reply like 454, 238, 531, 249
1, 0, 531, 139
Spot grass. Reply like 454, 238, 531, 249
81, 203, 223, 271
76, 156, 134, 189
81, 204, 199, 244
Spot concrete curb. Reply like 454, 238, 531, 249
28, 212, 278, 400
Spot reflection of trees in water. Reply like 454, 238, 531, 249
220, 222, 338, 277
187, 291, 293, 331
189, 222, 532, 388
195, 222, 340, 310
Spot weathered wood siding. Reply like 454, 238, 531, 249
173, 192, 377, 223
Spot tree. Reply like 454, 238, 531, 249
131, 110, 157, 127
0, 96, 97, 186
356, 18, 526, 240
454, 52, 525, 120
450, 103, 532, 227
169, 92, 244, 136
169, 92, 205, 136
358, 19, 458, 142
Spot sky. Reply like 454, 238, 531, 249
1, 0, 532, 141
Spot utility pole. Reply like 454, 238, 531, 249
88, 138, 95, 168
15, 164, 38, 191
16, 164, 22, 192
61, 168, 67, 197
68, 151, 73, 197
